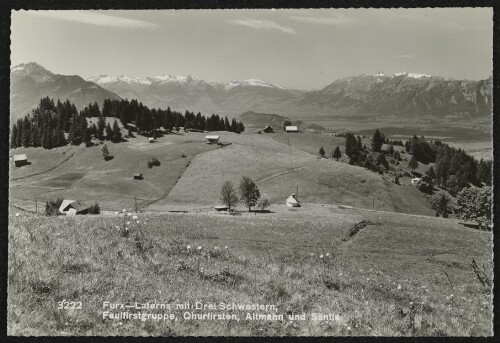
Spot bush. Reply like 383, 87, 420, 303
416, 180, 434, 194
454, 186, 491, 229
88, 202, 100, 215
45, 198, 63, 216
147, 157, 161, 168
257, 196, 271, 212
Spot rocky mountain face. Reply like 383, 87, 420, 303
300, 73, 492, 119
89, 71, 492, 119
10, 62, 121, 122
86, 74, 303, 115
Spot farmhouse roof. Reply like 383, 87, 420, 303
71, 201, 92, 212
134, 173, 142, 176
59, 199, 76, 213
285, 126, 298, 131
264, 125, 272, 129
13, 154, 27, 161
205, 135, 220, 139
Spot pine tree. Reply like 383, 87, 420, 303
426, 166, 436, 180
333, 146, 342, 161
10, 124, 18, 148
319, 146, 325, 157
97, 116, 106, 140
408, 155, 419, 171
112, 119, 122, 142
105, 122, 113, 141
371, 129, 383, 152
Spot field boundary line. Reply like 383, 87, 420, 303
10, 151, 76, 181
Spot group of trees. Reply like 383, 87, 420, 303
220, 176, 270, 212
11, 97, 70, 149
101, 99, 245, 134
11, 97, 246, 150
432, 141, 491, 195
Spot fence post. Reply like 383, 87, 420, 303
135, 196, 138, 213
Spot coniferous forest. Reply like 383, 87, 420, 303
10, 97, 245, 149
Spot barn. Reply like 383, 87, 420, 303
205, 135, 220, 144
59, 200, 92, 215
148, 137, 155, 143
134, 173, 143, 180
286, 194, 301, 207
263, 125, 274, 133
13, 154, 28, 167
285, 126, 298, 133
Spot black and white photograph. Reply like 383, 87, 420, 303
6, 6, 494, 337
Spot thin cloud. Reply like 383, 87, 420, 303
227, 18, 296, 34
289, 15, 359, 26
28, 11, 159, 30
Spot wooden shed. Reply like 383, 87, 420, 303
13, 154, 28, 167
205, 135, 220, 144
134, 173, 143, 180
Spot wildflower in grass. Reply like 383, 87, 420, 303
310, 253, 314, 256
320, 255, 324, 259
132, 215, 138, 220
15, 213, 20, 217
136, 221, 140, 224
326, 253, 330, 257
214, 246, 218, 250
122, 209, 126, 213
224, 246, 228, 249
397, 284, 402, 290
197, 246, 202, 250
126, 221, 131, 225
187, 245, 191, 250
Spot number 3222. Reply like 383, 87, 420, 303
57, 300, 83, 309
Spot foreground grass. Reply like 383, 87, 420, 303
8, 210, 492, 336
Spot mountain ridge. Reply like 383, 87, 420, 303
11, 62, 492, 122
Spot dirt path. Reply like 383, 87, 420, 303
254, 166, 307, 184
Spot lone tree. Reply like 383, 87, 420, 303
333, 146, 342, 161
112, 119, 122, 142
408, 155, 419, 171
438, 193, 448, 218
319, 146, 325, 157
101, 144, 109, 160
220, 181, 239, 210
239, 176, 260, 212
371, 129, 383, 152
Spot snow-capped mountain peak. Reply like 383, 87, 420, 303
87, 74, 152, 86
224, 79, 287, 89
394, 72, 431, 79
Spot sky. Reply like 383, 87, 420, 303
11, 8, 493, 90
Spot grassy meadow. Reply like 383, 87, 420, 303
8, 208, 492, 336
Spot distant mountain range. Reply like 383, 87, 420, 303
10, 62, 121, 122
10, 63, 492, 125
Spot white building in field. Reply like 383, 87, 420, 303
411, 177, 422, 185
285, 126, 298, 133
286, 194, 300, 207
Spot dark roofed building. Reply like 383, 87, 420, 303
263, 125, 274, 133
13, 154, 28, 167
134, 173, 143, 180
